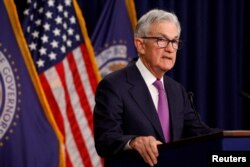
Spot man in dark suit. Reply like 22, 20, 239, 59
93, 9, 219, 166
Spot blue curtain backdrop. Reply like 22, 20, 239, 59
15, 0, 250, 130
242, 0, 250, 129
133, 0, 245, 130
134, 0, 250, 130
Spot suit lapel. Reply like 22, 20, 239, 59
126, 64, 165, 140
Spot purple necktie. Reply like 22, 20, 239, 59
153, 80, 170, 142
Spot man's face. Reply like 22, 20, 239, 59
135, 21, 179, 78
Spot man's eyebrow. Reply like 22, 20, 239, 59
157, 33, 179, 40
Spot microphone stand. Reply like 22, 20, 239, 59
241, 91, 250, 129
187, 92, 199, 119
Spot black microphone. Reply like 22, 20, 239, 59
241, 91, 250, 99
187, 92, 199, 118
188, 92, 195, 109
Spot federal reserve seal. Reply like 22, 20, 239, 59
96, 44, 130, 77
0, 43, 20, 147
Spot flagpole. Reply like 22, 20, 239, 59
125, 0, 138, 31
73, 0, 102, 82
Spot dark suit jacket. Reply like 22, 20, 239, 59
93, 62, 217, 158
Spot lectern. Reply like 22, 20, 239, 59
105, 131, 250, 167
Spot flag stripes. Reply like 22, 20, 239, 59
40, 44, 101, 167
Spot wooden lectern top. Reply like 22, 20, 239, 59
160, 130, 250, 149
222, 130, 250, 137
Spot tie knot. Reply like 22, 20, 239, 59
153, 80, 164, 91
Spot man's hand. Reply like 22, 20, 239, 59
129, 136, 163, 166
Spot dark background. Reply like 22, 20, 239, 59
15, 0, 250, 130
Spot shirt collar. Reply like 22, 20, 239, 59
136, 58, 163, 86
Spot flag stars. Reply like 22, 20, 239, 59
30, 14, 34, 21
51, 40, 59, 48
55, 16, 63, 24
27, 26, 30, 33
60, 45, 66, 53
41, 35, 49, 43
33, 2, 37, 9
39, 47, 47, 55
53, 28, 61, 36
67, 28, 74, 36
70, 16, 76, 24
75, 34, 80, 41
38, 7, 44, 14
29, 42, 37, 50
57, 4, 63, 12
36, 59, 45, 67
23, 0, 83, 71
62, 34, 67, 41
32, 30, 39, 38
35, 19, 42, 26
48, 0, 55, 7
64, 11, 69, 18
46, 11, 53, 19
63, 23, 68, 29
23, 9, 29, 15
65, 0, 71, 6
66, 40, 72, 47
43, 23, 50, 31
48, 52, 57, 60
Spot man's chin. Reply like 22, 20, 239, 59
162, 65, 174, 72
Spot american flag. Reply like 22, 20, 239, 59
22, 0, 102, 166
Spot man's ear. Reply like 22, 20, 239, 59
134, 37, 145, 54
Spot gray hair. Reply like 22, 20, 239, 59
134, 9, 181, 37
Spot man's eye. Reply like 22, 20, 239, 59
157, 38, 165, 42
172, 40, 178, 44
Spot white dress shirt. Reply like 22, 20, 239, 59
136, 58, 165, 111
